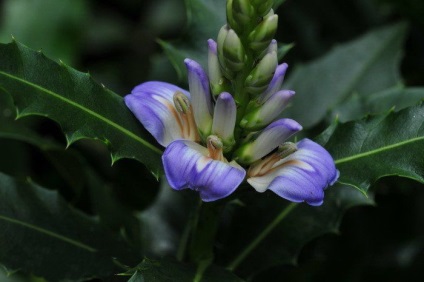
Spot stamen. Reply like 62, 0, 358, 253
248, 142, 298, 177
206, 135, 225, 161
173, 92, 200, 142
173, 91, 191, 114
277, 142, 298, 158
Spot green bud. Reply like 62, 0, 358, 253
226, 0, 239, 32
208, 39, 230, 97
223, 29, 246, 72
250, 0, 273, 16
248, 13, 278, 53
231, 0, 255, 31
245, 50, 278, 95
217, 25, 235, 79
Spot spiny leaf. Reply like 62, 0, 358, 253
0, 40, 162, 176
327, 102, 424, 192
0, 172, 140, 281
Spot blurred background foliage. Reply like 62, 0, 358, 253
1, 0, 424, 281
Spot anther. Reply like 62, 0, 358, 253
206, 135, 225, 161
173, 91, 191, 114
278, 142, 298, 158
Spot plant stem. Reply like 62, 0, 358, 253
226, 202, 298, 271
177, 198, 203, 261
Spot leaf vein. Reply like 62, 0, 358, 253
0, 214, 97, 252
335, 136, 424, 164
0, 70, 162, 155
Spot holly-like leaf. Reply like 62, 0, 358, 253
284, 22, 407, 128
125, 257, 244, 282
0, 40, 162, 176
0, 172, 140, 281
325, 102, 424, 192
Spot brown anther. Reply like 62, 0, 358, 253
206, 135, 225, 161
172, 91, 200, 142
248, 143, 298, 177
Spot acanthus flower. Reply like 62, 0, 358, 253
125, 60, 246, 202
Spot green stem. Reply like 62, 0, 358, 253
226, 202, 298, 271
177, 199, 202, 261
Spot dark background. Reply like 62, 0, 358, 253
1, 0, 424, 281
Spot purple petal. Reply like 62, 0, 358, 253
251, 119, 302, 161
258, 63, 289, 103
248, 139, 339, 206
212, 92, 236, 142
185, 59, 213, 135
124, 81, 190, 147
162, 140, 246, 202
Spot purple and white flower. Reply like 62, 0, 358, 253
247, 139, 339, 206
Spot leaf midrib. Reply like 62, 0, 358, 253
335, 136, 424, 164
0, 214, 96, 252
0, 70, 162, 155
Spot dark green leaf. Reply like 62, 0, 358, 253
331, 86, 424, 122
126, 257, 244, 282
326, 102, 424, 192
0, 172, 139, 281
218, 185, 373, 278
0, 106, 144, 242
0, 40, 162, 176
284, 22, 407, 128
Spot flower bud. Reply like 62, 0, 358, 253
258, 63, 289, 103
248, 14, 278, 53
231, 0, 255, 32
240, 90, 295, 130
222, 29, 246, 72
226, 0, 239, 31
185, 59, 213, 137
250, 0, 273, 16
245, 50, 278, 95
217, 25, 235, 79
208, 39, 230, 97
212, 92, 236, 151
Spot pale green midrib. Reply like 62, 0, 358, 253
335, 136, 424, 164
0, 214, 96, 252
0, 71, 162, 155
